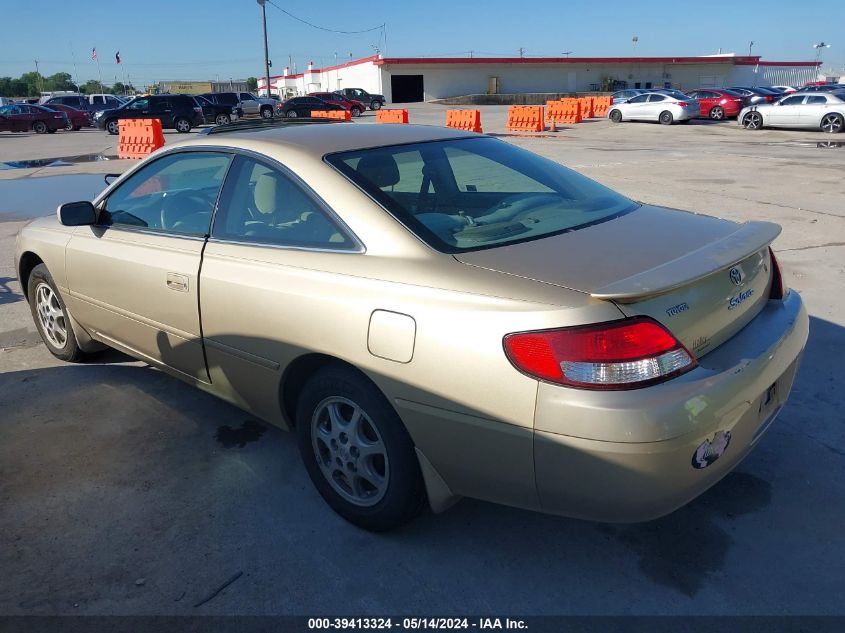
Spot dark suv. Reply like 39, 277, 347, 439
94, 94, 204, 134
332, 88, 385, 110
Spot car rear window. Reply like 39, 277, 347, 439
326, 137, 637, 253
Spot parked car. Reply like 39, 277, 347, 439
684, 89, 745, 120
198, 93, 244, 119
42, 103, 93, 130
277, 96, 346, 118
14, 123, 808, 530
726, 87, 782, 105
739, 92, 845, 133
798, 84, 845, 93
608, 92, 700, 124
94, 94, 204, 135
43, 93, 126, 114
193, 95, 239, 126
0, 103, 67, 133
611, 89, 648, 104
770, 85, 798, 94
308, 92, 365, 117
333, 87, 386, 110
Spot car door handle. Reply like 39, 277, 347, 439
166, 273, 189, 292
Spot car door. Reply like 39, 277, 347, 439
239, 92, 259, 114
644, 94, 669, 119
622, 93, 650, 119
801, 94, 829, 128
0, 105, 16, 131
691, 91, 712, 117
199, 153, 360, 422
150, 96, 175, 126
64, 150, 232, 382
769, 95, 805, 126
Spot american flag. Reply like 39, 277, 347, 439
91, 47, 97, 61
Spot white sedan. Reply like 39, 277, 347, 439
608, 91, 700, 125
739, 92, 845, 133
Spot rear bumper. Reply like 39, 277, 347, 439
533, 291, 808, 522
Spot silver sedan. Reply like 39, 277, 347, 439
608, 92, 700, 125
739, 92, 845, 133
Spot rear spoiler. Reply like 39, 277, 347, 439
591, 221, 782, 301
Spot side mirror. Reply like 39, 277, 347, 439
58, 201, 98, 226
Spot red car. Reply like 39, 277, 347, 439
307, 92, 366, 117
0, 103, 67, 133
684, 89, 745, 120
42, 103, 92, 131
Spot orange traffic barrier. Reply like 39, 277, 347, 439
592, 96, 612, 117
445, 109, 483, 133
547, 99, 581, 125
579, 96, 594, 118
376, 109, 409, 124
506, 106, 545, 132
118, 118, 164, 160
310, 110, 352, 121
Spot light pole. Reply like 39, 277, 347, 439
561, 51, 573, 58
749, 41, 754, 56
813, 42, 831, 66
257, 0, 271, 97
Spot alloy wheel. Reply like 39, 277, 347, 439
821, 114, 843, 133
744, 112, 763, 130
35, 283, 67, 349
310, 396, 389, 507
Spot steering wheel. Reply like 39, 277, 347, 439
160, 191, 210, 230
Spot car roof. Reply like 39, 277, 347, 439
180, 122, 477, 157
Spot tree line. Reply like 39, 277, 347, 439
0, 72, 135, 98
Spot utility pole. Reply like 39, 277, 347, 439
518, 47, 525, 58
749, 41, 754, 56
257, 0, 271, 97
34, 60, 43, 95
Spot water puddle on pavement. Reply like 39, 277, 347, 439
0, 153, 117, 170
0, 174, 109, 220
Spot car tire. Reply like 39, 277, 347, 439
296, 365, 425, 532
709, 106, 725, 120
659, 110, 674, 125
371, 101, 382, 111
820, 113, 844, 134
351, 107, 361, 117
174, 117, 192, 133
742, 111, 763, 130
215, 113, 231, 125
286, 110, 298, 118
27, 264, 85, 363
609, 109, 623, 123
65, 120, 74, 131
106, 119, 119, 135
260, 106, 273, 119
32, 120, 48, 134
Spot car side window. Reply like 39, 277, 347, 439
628, 94, 649, 104
213, 155, 354, 250
101, 152, 231, 235
807, 96, 827, 104
126, 98, 149, 110
780, 96, 804, 105
648, 94, 667, 102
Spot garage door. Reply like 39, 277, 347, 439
391, 75, 424, 103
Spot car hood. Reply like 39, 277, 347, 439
453, 204, 750, 296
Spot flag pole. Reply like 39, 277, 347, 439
96, 51, 104, 93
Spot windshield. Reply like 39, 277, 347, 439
326, 137, 637, 253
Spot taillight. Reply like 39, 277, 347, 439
194, 106, 202, 113
765, 96, 774, 102
503, 317, 697, 390
769, 247, 785, 300
677, 101, 688, 107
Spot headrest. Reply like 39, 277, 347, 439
254, 173, 278, 215
356, 154, 400, 189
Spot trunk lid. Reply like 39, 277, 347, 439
454, 205, 779, 357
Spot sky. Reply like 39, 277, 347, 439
1, 0, 842, 89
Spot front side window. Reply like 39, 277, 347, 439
780, 96, 804, 106
212, 156, 353, 250
126, 98, 149, 110
101, 152, 231, 235
327, 137, 636, 253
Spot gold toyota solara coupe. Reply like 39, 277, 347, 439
15, 121, 808, 530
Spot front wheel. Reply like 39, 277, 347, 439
743, 111, 764, 130
286, 109, 298, 118
28, 264, 84, 362
260, 106, 273, 119
609, 109, 623, 123
659, 110, 674, 125
351, 107, 361, 117
32, 120, 48, 134
296, 366, 425, 531
106, 119, 119, 135
215, 113, 231, 125
371, 100, 382, 111
65, 120, 74, 131
820, 113, 844, 134
174, 117, 192, 133
709, 106, 725, 120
